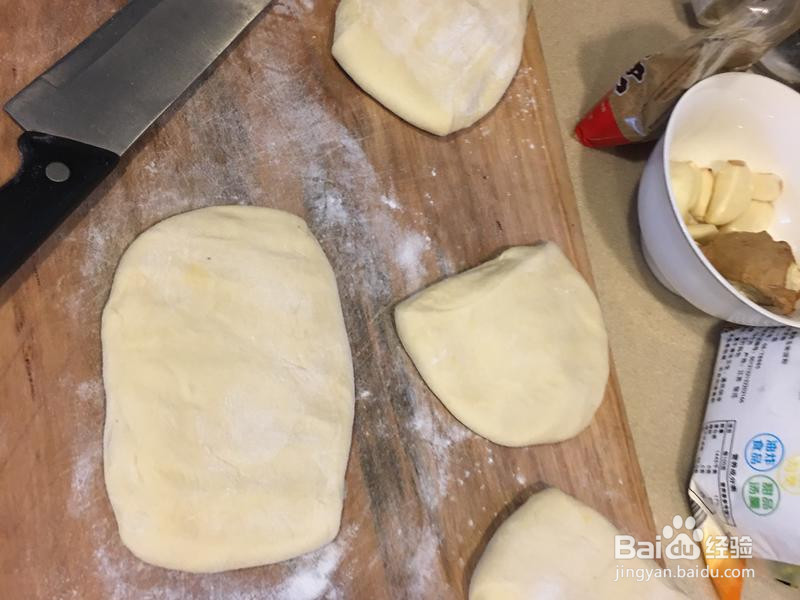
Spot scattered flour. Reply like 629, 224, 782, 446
510, 67, 539, 120
64, 374, 105, 520
395, 233, 432, 288
67, 442, 101, 518
405, 525, 444, 599
405, 387, 471, 509
379, 194, 400, 211
272, 0, 315, 16
84, 523, 357, 600
305, 180, 431, 293
271, 527, 356, 600
80, 223, 116, 279
317, 191, 351, 226
76, 378, 103, 406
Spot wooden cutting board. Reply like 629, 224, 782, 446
0, 1, 656, 598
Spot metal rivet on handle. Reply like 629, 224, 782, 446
45, 162, 71, 183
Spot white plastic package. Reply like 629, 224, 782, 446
689, 326, 800, 571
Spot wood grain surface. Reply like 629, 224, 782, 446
0, 1, 656, 598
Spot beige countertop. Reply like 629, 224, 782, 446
534, 1, 797, 598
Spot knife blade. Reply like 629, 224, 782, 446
0, 0, 272, 286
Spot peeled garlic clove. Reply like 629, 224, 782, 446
690, 168, 714, 221
751, 172, 783, 203
710, 160, 729, 173
720, 200, 774, 234
670, 161, 702, 218
688, 223, 719, 243
706, 161, 752, 225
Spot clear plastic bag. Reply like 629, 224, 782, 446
575, 0, 800, 148
691, 0, 742, 26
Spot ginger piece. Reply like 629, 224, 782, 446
787, 263, 800, 292
701, 231, 800, 315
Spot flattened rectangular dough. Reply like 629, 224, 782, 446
102, 206, 354, 573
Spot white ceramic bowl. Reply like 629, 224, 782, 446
638, 72, 800, 327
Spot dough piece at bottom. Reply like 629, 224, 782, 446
470, 488, 689, 599
395, 243, 608, 447
332, 0, 531, 136
102, 206, 354, 573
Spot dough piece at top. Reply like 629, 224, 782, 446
332, 0, 532, 136
469, 488, 689, 599
395, 243, 608, 447
102, 206, 354, 573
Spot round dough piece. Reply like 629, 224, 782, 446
394, 243, 608, 447
469, 488, 688, 599
332, 0, 532, 136
102, 206, 354, 573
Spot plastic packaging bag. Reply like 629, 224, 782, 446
689, 326, 800, 590
575, 0, 800, 148
691, 0, 742, 26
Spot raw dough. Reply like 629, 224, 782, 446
469, 488, 688, 599
332, 0, 532, 136
395, 243, 608, 447
102, 206, 354, 573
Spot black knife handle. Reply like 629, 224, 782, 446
0, 131, 119, 286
